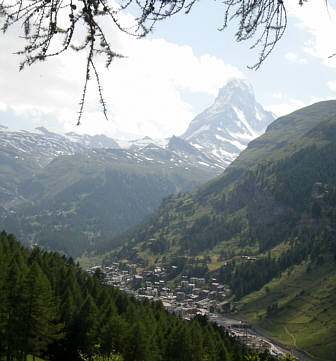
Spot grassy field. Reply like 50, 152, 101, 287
237, 258, 336, 361
77, 253, 105, 269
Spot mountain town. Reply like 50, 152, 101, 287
87, 262, 313, 361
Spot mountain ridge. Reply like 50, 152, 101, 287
98, 100, 336, 359
0, 78, 275, 256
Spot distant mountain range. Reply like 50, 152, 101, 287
113, 79, 275, 169
0, 79, 274, 180
0, 79, 274, 256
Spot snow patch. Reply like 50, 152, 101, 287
215, 134, 246, 151
255, 106, 263, 121
232, 106, 258, 138
227, 128, 257, 142
115, 137, 169, 150
198, 161, 210, 167
190, 142, 203, 150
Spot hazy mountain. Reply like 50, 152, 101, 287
112, 79, 275, 170
0, 126, 84, 167
0, 145, 218, 256
0, 123, 222, 256
115, 136, 169, 150
0, 79, 273, 196
0, 78, 274, 255
0, 126, 121, 207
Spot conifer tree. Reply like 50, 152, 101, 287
189, 321, 204, 361
165, 324, 193, 361
64, 267, 83, 306
0, 238, 6, 359
60, 287, 76, 322
76, 295, 99, 357
123, 321, 151, 361
0, 232, 247, 361
20, 261, 64, 360
202, 326, 217, 361
3, 258, 26, 361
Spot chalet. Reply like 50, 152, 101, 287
216, 301, 232, 314
133, 275, 143, 286
180, 280, 189, 288
190, 277, 198, 284
176, 292, 185, 301
209, 291, 217, 299
211, 282, 220, 290
197, 278, 206, 286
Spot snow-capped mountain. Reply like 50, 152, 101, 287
0, 125, 123, 169
0, 126, 104, 168
181, 79, 276, 167
112, 80, 275, 170
0, 78, 278, 255
0, 78, 275, 177
114, 136, 169, 150
65, 131, 120, 149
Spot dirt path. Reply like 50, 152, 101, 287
284, 326, 297, 349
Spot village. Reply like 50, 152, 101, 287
87, 263, 298, 360
88, 263, 235, 318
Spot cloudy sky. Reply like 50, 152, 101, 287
0, 1, 336, 139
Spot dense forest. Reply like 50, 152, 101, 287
0, 230, 283, 361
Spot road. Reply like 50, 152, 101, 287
208, 314, 315, 361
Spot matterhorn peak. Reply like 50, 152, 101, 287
181, 78, 276, 168
213, 79, 255, 111
220, 78, 253, 93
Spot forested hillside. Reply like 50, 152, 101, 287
101, 101, 336, 269
0, 230, 264, 361
98, 101, 336, 360
0, 148, 216, 257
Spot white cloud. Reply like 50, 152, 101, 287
265, 99, 306, 117
272, 92, 284, 100
0, 103, 7, 112
284, 52, 307, 64
287, 2, 336, 67
96, 37, 244, 138
0, 12, 244, 139
266, 94, 336, 118
328, 81, 336, 92
285, 52, 297, 62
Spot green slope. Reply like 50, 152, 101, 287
238, 259, 336, 361
232, 100, 336, 169
0, 148, 40, 204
